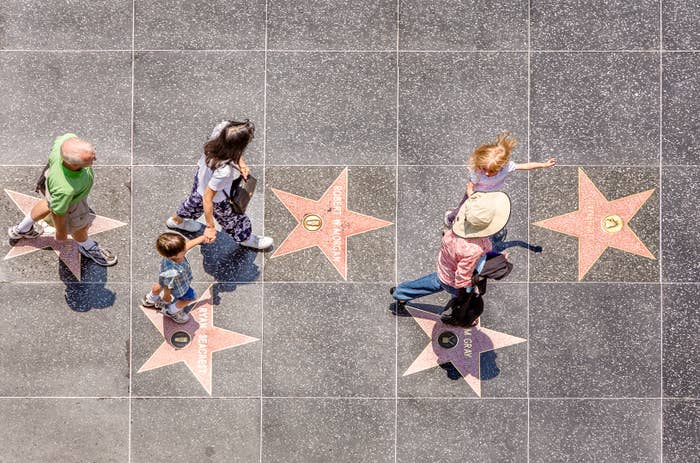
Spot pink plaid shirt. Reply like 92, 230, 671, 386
436, 230, 492, 288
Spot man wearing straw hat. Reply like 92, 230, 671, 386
391, 192, 511, 307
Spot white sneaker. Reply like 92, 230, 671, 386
162, 308, 190, 324
166, 217, 201, 232
37, 220, 56, 235
443, 210, 453, 227
240, 234, 273, 250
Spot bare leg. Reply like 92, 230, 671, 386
29, 199, 51, 221
71, 225, 89, 242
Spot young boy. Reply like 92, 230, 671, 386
141, 232, 205, 323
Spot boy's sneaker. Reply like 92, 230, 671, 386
37, 220, 55, 235
79, 242, 118, 267
140, 294, 165, 309
166, 217, 201, 232
8, 223, 43, 240
162, 308, 190, 324
240, 233, 273, 250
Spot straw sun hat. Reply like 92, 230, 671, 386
452, 192, 511, 239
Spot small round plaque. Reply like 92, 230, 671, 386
601, 214, 624, 234
302, 214, 323, 231
437, 331, 459, 349
170, 331, 192, 348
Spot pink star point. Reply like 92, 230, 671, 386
533, 168, 656, 281
138, 286, 258, 395
271, 168, 393, 279
404, 307, 526, 397
4, 189, 127, 279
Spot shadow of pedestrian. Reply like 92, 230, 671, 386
490, 228, 542, 253
59, 260, 116, 312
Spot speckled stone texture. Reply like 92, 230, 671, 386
531, 0, 659, 50
399, 52, 527, 165
0, 399, 128, 463
529, 283, 661, 397
663, 0, 700, 49
263, 283, 395, 397
0, 283, 129, 396
266, 52, 396, 165
531, 52, 659, 166
264, 166, 395, 282
131, 398, 260, 462
132, 283, 262, 397
399, 0, 528, 50
662, 167, 700, 282
135, 0, 265, 50
268, 0, 396, 50
262, 398, 395, 463
530, 167, 659, 282
0, 52, 132, 165
664, 400, 700, 463
397, 399, 527, 462
663, 53, 700, 165
0, 1, 131, 50
530, 399, 661, 463
133, 51, 265, 165
663, 284, 700, 398
398, 282, 527, 398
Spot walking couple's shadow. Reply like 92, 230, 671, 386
60, 260, 116, 313
490, 228, 542, 253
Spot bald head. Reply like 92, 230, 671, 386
61, 137, 96, 168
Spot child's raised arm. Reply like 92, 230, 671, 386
514, 158, 556, 171
185, 235, 207, 252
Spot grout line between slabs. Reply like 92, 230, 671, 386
5, 163, 698, 168
659, 2, 665, 461
527, 0, 532, 459
128, 1, 135, 462
1, 395, 683, 400
260, 2, 269, 461
4, 48, 700, 53
394, 1, 400, 461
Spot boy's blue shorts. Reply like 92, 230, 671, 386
175, 287, 197, 301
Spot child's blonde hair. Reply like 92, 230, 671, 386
468, 132, 519, 174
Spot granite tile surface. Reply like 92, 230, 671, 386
266, 52, 396, 165
531, 0, 659, 50
662, 167, 700, 282
664, 400, 700, 463
399, 52, 527, 165
663, 53, 700, 165
663, 284, 700, 397
531, 52, 659, 165
530, 399, 661, 463
262, 398, 394, 463
399, 0, 528, 50
663, 0, 700, 49
133, 51, 265, 166
131, 398, 260, 462
0, 399, 128, 463
263, 283, 395, 397
268, 0, 396, 50
529, 283, 661, 397
0, 52, 131, 165
135, 0, 265, 50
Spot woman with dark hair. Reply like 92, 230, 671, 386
167, 119, 273, 250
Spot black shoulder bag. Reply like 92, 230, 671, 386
223, 166, 257, 215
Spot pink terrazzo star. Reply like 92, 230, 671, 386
404, 307, 526, 397
533, 168, 656, 281
138, 286, 258, 395
4, 189, 127, 279
271, 168, 393, 279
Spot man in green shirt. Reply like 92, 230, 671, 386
8, 133, 117, 266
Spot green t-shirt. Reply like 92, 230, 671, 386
45, 133, 94, 215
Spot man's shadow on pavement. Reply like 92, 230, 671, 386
60, 259, 116, 312
490, 228, 542, 253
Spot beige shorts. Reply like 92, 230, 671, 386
45, 190, 95, 234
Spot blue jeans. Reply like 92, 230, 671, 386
393, 272, 461, 302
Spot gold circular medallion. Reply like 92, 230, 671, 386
302, 214, 323, 232
601, 214, 624, 233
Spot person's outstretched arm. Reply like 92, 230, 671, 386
514, 158, 556, 171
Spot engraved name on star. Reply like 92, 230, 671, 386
138, 286, 258, 395
404, 307, 526, 397
533, 168, 655, 281
271, 168, 393, 279
4, 189, 127, 279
